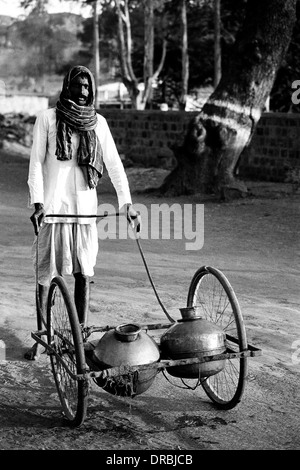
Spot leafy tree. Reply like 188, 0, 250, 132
157, 0, 219, 105
16, 0, 84, 80
160, 0, 297, 199
76, 0, 169, 108
20, 0, 48, 13
76, 2, 138, 82
271, 0, 300, 111
17, 8, 54, 85
75, 1, 249, 108
113, 0, 168, 109
17, 0, 299, 113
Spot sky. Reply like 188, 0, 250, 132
0, 0, 92, 18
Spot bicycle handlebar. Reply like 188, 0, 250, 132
45, 213, 120, 218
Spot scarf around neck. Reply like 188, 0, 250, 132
55, 65, 103, 189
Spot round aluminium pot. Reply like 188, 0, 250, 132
160, 307, 226, 379
93, 323, 160, 397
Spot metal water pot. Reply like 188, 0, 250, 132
160, 307, 226, 379
93, 323, 160, 397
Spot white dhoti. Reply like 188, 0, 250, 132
32, 222, 99, 286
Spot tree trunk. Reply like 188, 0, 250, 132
214, 0, 221, 89
161, 0, 297, 199
115, 0, 167, 110
93, 0, 100, 108
141, 0, 154, 109
115, 0, 140, 109
179, 0, 189, 110
140, 0, 168, 110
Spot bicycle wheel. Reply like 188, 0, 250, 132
187, 266, 248, 409
47, 276, 89, 426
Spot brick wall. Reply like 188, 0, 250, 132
99, 109, 300, 183
238, 112, 300, 183
99, 109, 196, 169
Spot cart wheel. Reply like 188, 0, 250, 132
187, 266, 248, 409
47, 276, 89, 426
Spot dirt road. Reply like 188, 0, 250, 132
0, 149, 299, 451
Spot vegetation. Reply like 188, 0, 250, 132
161, 0, 297, 198
1, 0, 299, 112
0, 0, 299, 198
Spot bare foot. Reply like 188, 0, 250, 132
24, 342, 46, 361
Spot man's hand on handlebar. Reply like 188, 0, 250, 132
124, 204, 141, 233
30, 202, 46, 236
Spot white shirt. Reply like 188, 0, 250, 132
27, 108, 132, 223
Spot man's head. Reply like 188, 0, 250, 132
69, 73, 90, 106
60, 66, 95, 107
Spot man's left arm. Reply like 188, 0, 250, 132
122, 203, 141, 233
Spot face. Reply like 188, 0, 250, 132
69, 74, 90, 106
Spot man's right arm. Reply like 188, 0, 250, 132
30, 203, 46, 236
28, 111, 48, 235
28, 111, 48, 208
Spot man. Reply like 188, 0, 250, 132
25, 65, 139, 360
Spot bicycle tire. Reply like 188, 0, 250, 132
187, 266, 248, 409
47, 276, 89, 426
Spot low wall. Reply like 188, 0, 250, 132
238, 112, 300, 183
99, 109, 300, 183
99, 109, 193, 169
1, 107, 300, 184
0, 94, 49, 116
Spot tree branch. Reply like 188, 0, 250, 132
153, 36, 167, 81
